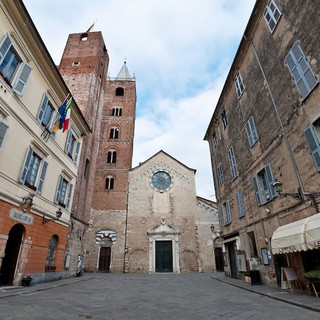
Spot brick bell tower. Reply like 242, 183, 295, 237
58, 31, 109, 276
86, 62, 136, 273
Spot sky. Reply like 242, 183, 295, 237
23, 0, 256, 200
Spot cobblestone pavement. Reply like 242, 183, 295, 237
0, 273, 319, 320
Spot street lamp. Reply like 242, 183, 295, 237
272, 180, 302, 200
42, 208, 63, 224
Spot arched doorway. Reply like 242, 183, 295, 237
0, 224, 24, 285
98, 237, 112, 272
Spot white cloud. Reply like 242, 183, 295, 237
23, 0, 256, 200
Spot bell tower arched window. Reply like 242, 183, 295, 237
106, 176, 114, 190
109, 127, 119, 139
112, 106, 122, 116
115, 87, 124, 96
107, 149, 117, 163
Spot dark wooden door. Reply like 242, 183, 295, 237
215, 247, 224, 272
0, 224, 23, 285
156, 241, 173, 272
99, 247, 111, 272
228, 242, 237, 278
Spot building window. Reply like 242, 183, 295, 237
0, 120, 8, 151
54, 175, 73, 210
65, 130, 81, 163
235, 71, 245, 98
109, 127, 119, 139
212, 131, 218, 147
112, 106, 122, 116
45, 235, 58, 271
19, 146, 48, 194
217, 163, 224, 185
107, 149, 117, 163
245, 116, 259, 147
263, 0, 281, 33
236, 191, 245, 218
115, 87, 124, 96
247, 232, 258, 257
106, 176, 114, 190
220, 200, 231, 226
37, 94, 55, 127
0, 34, 32, 95
221, 109, 228, 129
304, 120, 320, 172
285, 42, 318, 100
253, 163, 277, 206
84, 159, 90, 179
228, 146, 238, 179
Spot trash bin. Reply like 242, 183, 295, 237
250, 270, 261, 285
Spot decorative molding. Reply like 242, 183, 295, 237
30, 140, 49, 158
96, 229, 117, 245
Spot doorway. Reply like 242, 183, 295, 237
155, 241, 173, 272
99, 247, 111, 272
215, 247, 224, 272
227, 241, 237, 278
0, 224, 24, 285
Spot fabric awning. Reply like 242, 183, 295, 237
271, 217, 310, 254
272, 214, 320, 254
306, 214, 320, 250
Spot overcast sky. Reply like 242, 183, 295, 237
23, 0, 256, 200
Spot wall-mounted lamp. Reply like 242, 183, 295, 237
272, 180, 302, 200
42, 208, 63, 224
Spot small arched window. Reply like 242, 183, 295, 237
112, 106, 122, 116
115, 87, 124, 96
106, 176, 114, 190
109, 127, 119, 139
107, 149, 117, 163
45, 235, 58, 270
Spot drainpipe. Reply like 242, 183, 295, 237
244, 36, 305, 197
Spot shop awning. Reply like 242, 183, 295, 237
306, 214, 320, 250
272, 214, 320, 254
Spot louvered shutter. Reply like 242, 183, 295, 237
65, 183, 73, 210
0, 121, 8, 150
37, 94, 48, 123
65, 131, 72, 154
220, 205, 225, 226
226, 200, 231, 224
285, 43, 318, 100
253, 175, 262, 206
0, 34, 11, 64
304, 125, 320, 171
236, 191, 245, 217
73, 141, 80, 163
265, 163, 277, 199
19, 146, 33, 184
54, 175, 63, 204
13, 63, 32, 96
36, 160, 48, 194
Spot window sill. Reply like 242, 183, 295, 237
24, 182, 37, 191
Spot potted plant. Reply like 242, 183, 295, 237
21, 275, 32, 286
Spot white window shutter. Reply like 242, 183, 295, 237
0, 34, 12, 64
304, 125, 320, 171
0, 121, 8, 150
13, 63, 32, 96
37, 94, 48, 123
36, 160, 48, 194
19, 146, 33, 184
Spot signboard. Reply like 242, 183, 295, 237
281, 267, 301, 292
236, 251, 247, 272
9, 208, 33, 225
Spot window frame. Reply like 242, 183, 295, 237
107, 149, 117, 164
65, 130, 81, 164
221, 109, 228, 129
109, 127, 119, 139
304, 122, 320, 172
235, 71, 245, 98
245, 116, 259, 147
106, 176, 114, 190
253, 163, 277, 206
0, 119, 8, 151
217, 162, 224, 185
19, 146, 48, 194
228, 146, 238, 179
112, 106, 122, 116
54, 174, 73, 210
263, 0, 281, 33
37, 93, 55, 128
212, 131, 218, 147
236, 190, 245, 218
285, 42, 318, 100
220, 200, 231, 226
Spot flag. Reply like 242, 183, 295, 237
52, 97, 68, 132
63, 98, 72, 132
85, 22, 95, 33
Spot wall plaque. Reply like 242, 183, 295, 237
9, 208, 34, 225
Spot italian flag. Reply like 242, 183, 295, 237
63, 98, 72, 132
